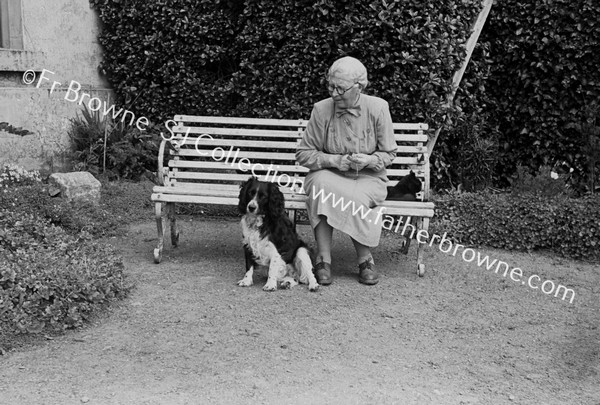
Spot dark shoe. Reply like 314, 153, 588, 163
358, 259, 379, 285
313, 261, 332, 285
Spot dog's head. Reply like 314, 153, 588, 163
238, 176, 285, 217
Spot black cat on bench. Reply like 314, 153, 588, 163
386, 170, 422, 201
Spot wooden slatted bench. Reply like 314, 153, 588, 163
151, 115, 435, 276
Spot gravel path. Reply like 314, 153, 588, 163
1, 217, 598, 404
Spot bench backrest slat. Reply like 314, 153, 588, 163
175, 126, 302, 138
174, 115, 306, 127
175, 138, 299, 149
170, 160, 310, 173
175, 149, 298, 160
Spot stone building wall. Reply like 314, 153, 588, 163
0, 0, 112, 173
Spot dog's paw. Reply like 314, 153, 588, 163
308, 282, 320, 292
305, 274, 320, 292
262, 279, 277, 291
237, 277, 253, 287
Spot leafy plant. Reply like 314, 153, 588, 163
94, 120, 160, 181
0, 170, 132, 339
436, 112, 500, 191
0, 210, 131, 334
68, 105, 160, 180
509, 165, 572, 198
68, 105, 109, 175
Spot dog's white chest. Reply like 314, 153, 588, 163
241, 216, 276, 266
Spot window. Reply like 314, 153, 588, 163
0, 0, 23, 50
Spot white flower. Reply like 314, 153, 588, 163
550, 171, 559, 179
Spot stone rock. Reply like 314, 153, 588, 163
48, 171, 101, 204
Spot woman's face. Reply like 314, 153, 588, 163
327, 75, 361, 109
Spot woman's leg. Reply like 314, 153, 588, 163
351, 237, 372, 264
314, 215, 333, 264
351, 237, 378, 285
313, 215, 333, 285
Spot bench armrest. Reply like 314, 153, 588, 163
157, 139, 170, 186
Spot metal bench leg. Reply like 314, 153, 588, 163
167, 202, 179, 247
416, 217, 430, 277
154, 202, 165, 263
400, 216, 413, 255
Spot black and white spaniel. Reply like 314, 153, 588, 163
237, 176, 319, 292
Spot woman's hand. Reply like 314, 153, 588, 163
348, 153, 377, 171
337, 154, 352, 171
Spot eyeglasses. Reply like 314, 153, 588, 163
327, 82, 357, 95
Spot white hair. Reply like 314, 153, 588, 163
328, 56, 369, 89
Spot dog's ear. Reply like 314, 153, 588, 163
267, 182, 285, 218
238, 177, 254, 214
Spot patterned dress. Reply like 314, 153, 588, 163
296, 94, 397, 247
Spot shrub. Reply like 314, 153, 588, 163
89, 0, 484, 128
564, 102, 600, 194
509, 165, 573, 198
553, 194, 600, 260
68, 105, 160, 181
0, 166, 133, 340
433, 111, 500, 191
433, 191, 600, 262
0, 207, 131, 336
88, 0, 600, 192
1, 164, 156, 237
481, 0, 600, 191
0, 183, 124, 238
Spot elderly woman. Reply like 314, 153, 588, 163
296, 56, 397, 285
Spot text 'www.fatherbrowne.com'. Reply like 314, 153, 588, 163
308, 185, 576, 304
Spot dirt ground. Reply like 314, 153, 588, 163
0, 216, 599, 405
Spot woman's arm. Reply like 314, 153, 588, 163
296, 106, 345, 170
368, 101, 397, 171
